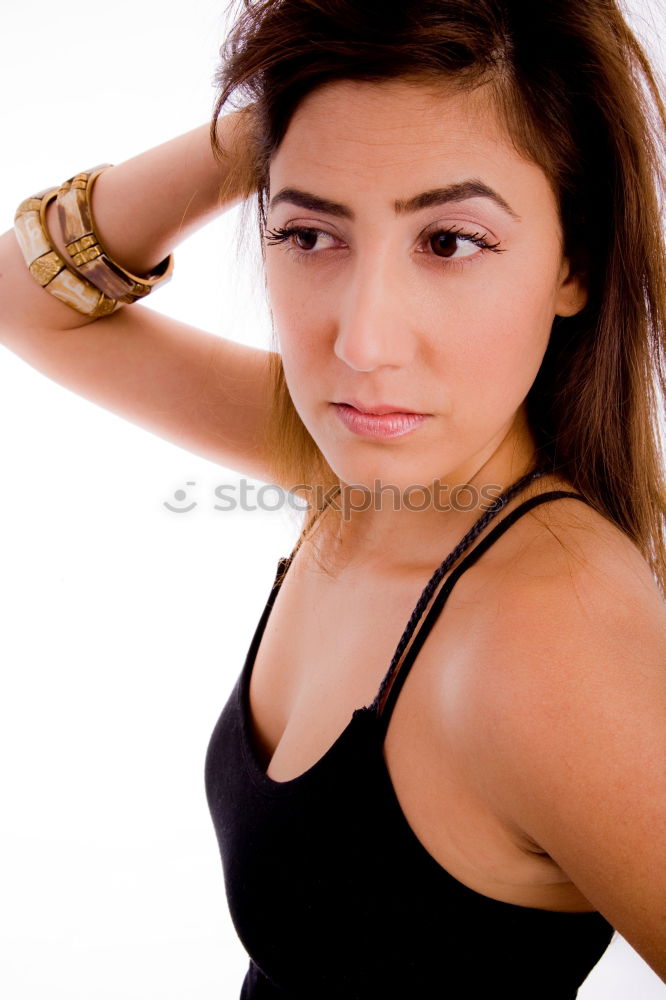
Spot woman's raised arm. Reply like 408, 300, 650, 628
0, 114, 277, 485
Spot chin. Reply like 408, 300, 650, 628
318, 445, 453, 497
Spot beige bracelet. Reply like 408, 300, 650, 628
57, 166, 174, 303
14, 188, 118, 318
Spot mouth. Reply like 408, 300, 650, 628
331, 402, 430, 440
336, 398, 428, 416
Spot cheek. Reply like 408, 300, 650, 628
265, 260, 333, 375
450, 261, 557, 378
266, 249, 559, 420
266, 257, 313, 337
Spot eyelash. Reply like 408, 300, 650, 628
262, 224, 505, 265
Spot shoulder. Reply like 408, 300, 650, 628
449, 483, 665, 740
456, 481, 664, 649
447, 488, 666, 975
453, 481, 666, 765
459, 487, 666, 757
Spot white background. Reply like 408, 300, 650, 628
0, 1, 664, 997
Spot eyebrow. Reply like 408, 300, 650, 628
269, 180, 520, 221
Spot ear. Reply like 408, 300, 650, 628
554, 258, 588, 317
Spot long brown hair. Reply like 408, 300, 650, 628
211, 0, 666, 595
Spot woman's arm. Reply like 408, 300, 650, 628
0, 114, 279, 485
455, 509, 666, 979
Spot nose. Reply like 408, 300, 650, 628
333, 246, 415, 372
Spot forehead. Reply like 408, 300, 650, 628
268, 78, 556, 219
287, 77, 503, 143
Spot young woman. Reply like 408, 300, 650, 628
1, 1, 664, 996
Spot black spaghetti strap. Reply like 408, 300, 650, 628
272, 500, 332, 587
369, 466, 548, 717
374, 490, 593, 732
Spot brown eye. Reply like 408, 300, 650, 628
294, 229, 319, 251
429, 231, 460, 258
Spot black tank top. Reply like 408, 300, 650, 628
205, 473, 615, 998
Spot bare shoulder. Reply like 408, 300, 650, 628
449, 491, 666, 976
464, 485, 664, 648
459, 485, 666, 734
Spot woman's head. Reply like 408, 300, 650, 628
212, 0, 666, 591
262, 76, 586, 496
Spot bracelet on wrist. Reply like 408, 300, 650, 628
14, 166, 174, 318
57, 166, 174, 304
14, 188, 118, 318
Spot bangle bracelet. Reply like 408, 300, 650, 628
57, 166, 174, 303
13, 188, 118, 318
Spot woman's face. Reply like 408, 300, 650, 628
264, 78, 585, 495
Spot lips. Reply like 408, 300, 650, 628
332, 403, 430, 440
338, 398, 425, 415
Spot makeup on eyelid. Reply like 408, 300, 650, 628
263, 223, 505, 263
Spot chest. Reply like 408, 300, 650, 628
246, 545, 595, 912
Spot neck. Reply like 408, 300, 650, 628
314, 418, 549, 575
